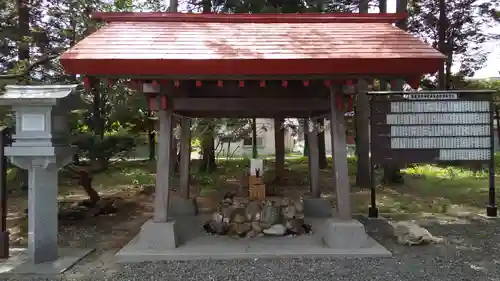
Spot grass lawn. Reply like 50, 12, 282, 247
4, 154, 497, 245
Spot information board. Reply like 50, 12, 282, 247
370, 90, 494, 165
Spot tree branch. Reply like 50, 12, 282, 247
0, 54, 59, 80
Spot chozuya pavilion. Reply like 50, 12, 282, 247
59, 12, 445, 261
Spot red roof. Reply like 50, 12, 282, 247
60, 12, 445, 78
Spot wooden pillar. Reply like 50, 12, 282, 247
355, 0, 371, 189
355, 79, 371, 188
308, 119, 320, 198
154, 96, 173, 222
179, 117, 191, 200
330, 87, 351, 220
274, 118, 285, 182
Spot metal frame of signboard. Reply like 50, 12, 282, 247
367, 90, 497, 218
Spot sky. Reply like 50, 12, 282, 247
383, 0, 499, 79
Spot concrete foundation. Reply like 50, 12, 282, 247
170, 198, 197, 216
0, 248, 94, 274
321, 218, 370, 248
135, 220, 180, 250
303, 198, 333, 217
116, 216, 391, 262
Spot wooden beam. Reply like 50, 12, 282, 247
160, 80, 329, 98
175, 110, 327, 118
172, 98, 330, 112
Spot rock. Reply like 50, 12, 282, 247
282, 205, 296, 220
285, 218, 305, 235
229, 222, 252, 237
392, 221, 444, 245
261, 202, 282, 225
212, 212, 224, 224
293, 199, 304, 213
231, 208, 247, 224
263, 224, 286, 236
251, 221, 271, 232
219, 203, 233, 223
245, 200, 262, 221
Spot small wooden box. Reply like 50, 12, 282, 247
249, 175, 264, 186
249, 184, 266, 200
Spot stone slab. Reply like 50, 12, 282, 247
303, 198, 332, 218
476, 213, 500, 220
321, 218, 371, 249
0, 248, 94, 275
115, 217, 391, 262
171, 198, 197, 216
135, 219, 180, 250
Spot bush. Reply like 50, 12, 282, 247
74, 133, 137, 167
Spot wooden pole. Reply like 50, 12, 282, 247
329, 87, 351, 220
179, 118, 191, 200
308, 119, 320, 198
154, 97, 173, 222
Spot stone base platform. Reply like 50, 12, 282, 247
116, 216, 391, 262
0, 247, 94, 274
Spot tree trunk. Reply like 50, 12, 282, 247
274, 118, 285, 182
317, 119, 327, 169
438, 0, 447, 89
199, 122, 216, 173
252, 117, 258, 158
148, 110, 156, 161
17, 0, 30, 190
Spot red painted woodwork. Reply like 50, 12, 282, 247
347, 95, 353, 111
91, 12, 409, 24
60, 12, 445, 78
336, 95, 343, 110
161, 96, 167, 110
407, 76, 421, 89
83, 76, 90, 90
148, 96, 156, 111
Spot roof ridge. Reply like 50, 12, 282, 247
91, 12, 407, 24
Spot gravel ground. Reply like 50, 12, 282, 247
1, 215, 499, 281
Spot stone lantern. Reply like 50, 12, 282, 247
0, 85, 93, 273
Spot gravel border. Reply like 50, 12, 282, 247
2, 215, 499, 281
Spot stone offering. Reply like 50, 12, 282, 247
202, 196, 311, 238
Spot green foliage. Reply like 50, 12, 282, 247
408, 0, 499, 77
74, 132, 137, 166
